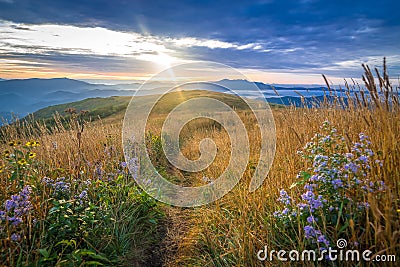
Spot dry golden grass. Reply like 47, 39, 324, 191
162, 105, 399, 266
1, 60, 399, 266
157, 63, 400, 266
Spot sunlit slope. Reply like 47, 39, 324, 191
28, 90, 281, 122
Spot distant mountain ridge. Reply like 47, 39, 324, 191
0, 77, 332, 124
0, 78, 140, 122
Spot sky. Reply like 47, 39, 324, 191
0, 0, 399, 84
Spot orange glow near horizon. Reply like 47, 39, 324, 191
0, 66, 350, 85
0, 58, 351, 85
0, 61, 153, 81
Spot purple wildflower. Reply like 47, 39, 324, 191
304, 183, 316, 191
129, 157, 139, 180
358, 155, 368, 163
278, 189, 291, 205
120, 161, 127, 168
4, 199, 15, 211
10, 233, 21, 242
95, 164, 103, 179
345, 153, 354, 159
2, 186, 33, 227
42, 177, 53, 186
359, 133, 370, 144
282, 208, 289, 215
378, 181, 386, 191
54, 177, 70, 194
78, 190, 87, 199
322, 135, 331, 143
0, 210, 6, 220
307, 216, 315, 223
301, 191, 324, 212
9, 216, 23, 226
304, 225, 320, 239
317, 234, 330, 246
344, 162, 359, 173
331, 179, 343, 189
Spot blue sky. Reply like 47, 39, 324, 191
0, 0, 398, 84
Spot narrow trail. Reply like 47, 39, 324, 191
139, 173, 198, 266
139, 207, 194, 267
138, 154, 202, 266
160, 207, 194, 266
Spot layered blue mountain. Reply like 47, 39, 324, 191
0, 78, 139, 121
0, 77, 348, 123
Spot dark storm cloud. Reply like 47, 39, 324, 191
0, 0, 399, 78
0, 0, 397, 38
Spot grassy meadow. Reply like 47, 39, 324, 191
1, 63, 399, 266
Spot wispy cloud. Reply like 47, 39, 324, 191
0, 0, 399, 83
0, 21, 265, 58
0, 22, 172, 58
170, 37, 263, 51
0, 21, 283, 81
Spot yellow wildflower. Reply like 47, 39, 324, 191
0, 165, 4, 173
3, 150, 10, 159
397, 209, 400, 213
18, 159, 27, 165
31, 141, 40, 147
28, 152, 36, 159
26, 141, 40, 147
8, 140, 22, 146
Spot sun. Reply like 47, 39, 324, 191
155, 52, 174, 68
137, 51, 177, 69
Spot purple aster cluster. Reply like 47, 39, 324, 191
95, 163, 104, 179
42, 176, 93, 206
273, 121, 386, 252
301, 190, 326, 212
73, 189, 89, 205
0, 186, 33, 242
278, 189, 291, 205
54, 177, 70, 193
42, 177, 71, 196
303, 225, 330, 247
129, 157, 139, 180
360, 179, 386, 194
10, 233, 21, 242
273, 189, 296, 219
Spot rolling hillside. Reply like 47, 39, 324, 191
0, 78, 137, 120
31, 96, 131, 121
27, 90, 281, 124
0, 77, 333, 123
